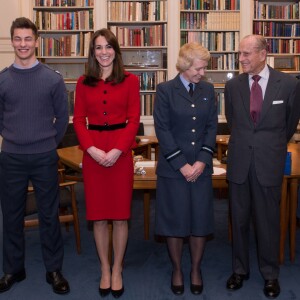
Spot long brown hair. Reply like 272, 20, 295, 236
83, 28, 125, 86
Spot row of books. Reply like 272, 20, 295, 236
253, 22, 300, 38
180, 31, 239, 52
34, 0, 94, 7
208, 53, 238, 70
37, 32, 91, 56
34, 10, 93, 30
180, 0, 240, 11
253, 1, 299, 20
107, 1, 167, 22
109, 25, 167, 47
266, 39, 300, 54
140, 94, 155, 116
267, 56, 300, 71
134, 71, 167, 91
180, 11, 239, 30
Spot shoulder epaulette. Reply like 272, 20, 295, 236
44, 64, 63, 77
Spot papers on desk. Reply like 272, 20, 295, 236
135, 161, 156, 168
213, 167, 226, 175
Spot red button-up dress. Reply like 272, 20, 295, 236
73, 73, 140, 220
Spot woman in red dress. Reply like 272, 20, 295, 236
73, 29, 140, 298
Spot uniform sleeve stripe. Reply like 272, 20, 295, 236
201, 145, 214, 155
165, 149, 182, 161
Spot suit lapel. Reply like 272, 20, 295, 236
238, 74, 253, 125
174, 74, 193, 103
258, 68, 281, 125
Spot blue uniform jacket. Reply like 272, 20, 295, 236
153, 74, 218, 178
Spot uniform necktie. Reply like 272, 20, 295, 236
188, 83, 194, 97
250, 75, 263, 124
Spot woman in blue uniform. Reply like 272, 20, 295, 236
153, 42, 217, 296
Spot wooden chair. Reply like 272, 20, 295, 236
25, 169, 81, 254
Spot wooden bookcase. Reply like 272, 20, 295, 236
106, 0, 168, 125
32, 0, 95, 121
179, 0, 241, 123
252, 0, 300, 78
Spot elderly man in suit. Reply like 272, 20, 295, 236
225, 34, 300, 299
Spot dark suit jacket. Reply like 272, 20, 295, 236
154, 74, 218, 178
225, 66, 300, 186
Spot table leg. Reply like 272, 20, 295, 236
289, 178, 298, 262
143, 190, 151, 240
279, 178, 288, 264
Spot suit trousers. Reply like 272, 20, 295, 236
0, 150, 64, 274
228, 158, 280, 280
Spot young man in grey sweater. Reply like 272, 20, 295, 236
0, 17, 70, 295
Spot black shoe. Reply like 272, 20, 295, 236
0, 269, 26, 293
111, 286, 124, 298
46, 271, 70, 294
226, 273, 249, 291
263, 279, 280, 299
99, 287, 111, 297
190, 283, 203, 295
171, 272, 184, 295
190, 272, 203, 295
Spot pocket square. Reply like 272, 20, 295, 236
273, 100, 283, 104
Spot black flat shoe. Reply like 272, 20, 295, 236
111, 286, 124, 298
46, 271, 70, 294
171, 272, 184, 295
99, 287, 111, 297
0, 269, 26, 293
226, 273, 249, 291
263, 279, 280, 299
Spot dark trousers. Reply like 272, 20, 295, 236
228, 159, 281, 280
0, 150, 64, 274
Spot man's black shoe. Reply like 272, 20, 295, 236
0, 269, 26, 293
226, 273, 249, 290
263, 279, 280, 299
46, 271, 70, 294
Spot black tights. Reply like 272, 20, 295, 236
166, 236, 206, 285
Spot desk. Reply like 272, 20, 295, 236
216, 135, 230, 160
57, 146, 227, 241
134, 136, 159, 160
57, 143, 300, 263
280, 143, 300, 263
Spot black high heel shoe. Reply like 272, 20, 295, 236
111, 272, 124, 298
171, 272, 184, 295
99, 287, 111, 297
111, 286, 124, 298
190, 271, 203, 295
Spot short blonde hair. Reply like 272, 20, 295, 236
176, 42, 210, 73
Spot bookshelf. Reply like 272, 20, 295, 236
252, 0, 300, 77
106, 0, 168, 125
32, 0, 95, 121
179, 0, 241, 123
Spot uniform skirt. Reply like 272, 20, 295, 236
155, 175, 214, 237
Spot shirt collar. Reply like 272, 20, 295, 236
179, 74, 194, 91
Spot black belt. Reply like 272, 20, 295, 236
88, 123, 127, 131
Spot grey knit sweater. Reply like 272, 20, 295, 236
0, 63, 69, 154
